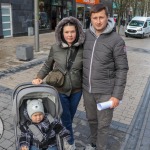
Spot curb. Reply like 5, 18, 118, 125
121, 76, 150, 150
0, 57, 47, 78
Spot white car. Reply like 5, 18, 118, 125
125, 16, 150, 38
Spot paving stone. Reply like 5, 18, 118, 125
0, 139, 13, 149
145, 121, 150, 130
1, 33, 150, 149
143, 129, 150, 138
0, 147, 5, 150
7, 144, 16, 150
2, 130, 14, 140
0, 137, 5, 143
140, 137, 150, 150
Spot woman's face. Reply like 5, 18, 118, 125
63, 25, 76, 46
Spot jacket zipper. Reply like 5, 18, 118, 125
89, 37, 98, 93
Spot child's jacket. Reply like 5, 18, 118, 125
19, 110, 70, 149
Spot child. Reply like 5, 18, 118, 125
19, 99, 70, 150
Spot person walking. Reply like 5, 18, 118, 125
32, 16, 85, 150
82, 4, 129, 150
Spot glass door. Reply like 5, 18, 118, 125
76, 5, 85, 28
1, 3, 12, 37
51, 6, 62, 30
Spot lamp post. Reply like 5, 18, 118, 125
34, 0, 39, 52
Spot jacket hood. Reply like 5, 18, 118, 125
55, 16, 85, 48
90, 18, 115, 36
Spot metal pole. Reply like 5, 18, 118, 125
72, 0, 76, 17
34, 0, 39, 52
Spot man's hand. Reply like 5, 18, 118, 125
109, 97, 119, 108
32, 78, 43, 85
20, 146, 29, 150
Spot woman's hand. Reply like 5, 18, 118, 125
32, 78, 43, 85
20, 145, 29, 150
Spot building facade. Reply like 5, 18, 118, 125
0, 0, 33, 38
0, 0, 113, 38
75, 0, 113, 28
42, 0, 74, 30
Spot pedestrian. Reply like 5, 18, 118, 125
19, 99, 70, 150
32, 16, 85, 150
83, 4, 129, 150
86, 13, 91, 29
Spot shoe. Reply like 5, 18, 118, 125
63, 139, 76, 150
84, 144, 96, 150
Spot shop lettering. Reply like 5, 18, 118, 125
83, 0, 95, 3
76, 0, 99, 4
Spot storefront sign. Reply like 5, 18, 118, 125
76, 0, 100, 5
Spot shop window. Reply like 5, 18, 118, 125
52, 0, 62, 5
77, 6, 85, 25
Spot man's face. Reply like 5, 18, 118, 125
91, 9, 108, 35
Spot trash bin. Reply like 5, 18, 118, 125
28, 27, 34, 36
16, 44, 34, 61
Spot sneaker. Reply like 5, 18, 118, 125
63, 139, 76, 150
85, 144, 96, 150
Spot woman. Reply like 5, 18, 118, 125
32, 16, 85, 150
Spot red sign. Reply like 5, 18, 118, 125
76, 0, 100, 5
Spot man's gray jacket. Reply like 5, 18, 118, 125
83, 18, 129, 100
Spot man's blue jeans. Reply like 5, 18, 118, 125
30, 145, 57, 150
59, 91, 82, 145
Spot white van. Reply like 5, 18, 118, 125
125, 16, 150, 38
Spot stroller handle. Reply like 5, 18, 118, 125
12, 82, 53, 100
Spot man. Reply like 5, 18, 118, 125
83, 4, 128, 150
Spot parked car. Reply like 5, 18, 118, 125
125, 16, 150, 38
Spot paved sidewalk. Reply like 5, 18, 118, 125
0, 32, 150, 149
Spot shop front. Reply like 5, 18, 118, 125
76, 0, 100, 28
39, 0, 73, 30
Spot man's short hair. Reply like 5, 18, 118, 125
90, 3, 108, 17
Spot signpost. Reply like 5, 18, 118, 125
34, 0, 39, 52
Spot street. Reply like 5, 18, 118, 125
123, 36, 150, 50
0, 32, 150, 150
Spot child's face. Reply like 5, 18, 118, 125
31, 112, 44, 123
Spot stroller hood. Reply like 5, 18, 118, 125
12, 83, 62, 125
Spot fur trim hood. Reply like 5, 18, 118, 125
55, 16, 85, 48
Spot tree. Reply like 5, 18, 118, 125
113, 0, 150, 34
113, 0, 131, 33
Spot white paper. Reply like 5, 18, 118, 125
97, 100, 122, 111
97, 101, 113, 111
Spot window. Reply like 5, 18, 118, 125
1, 3, 13, 37
143, 22, 147, 28
129, 20, 144, 27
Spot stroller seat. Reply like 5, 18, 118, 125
12, 83, 63, 150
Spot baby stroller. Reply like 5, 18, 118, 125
12, 82, 63, 150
